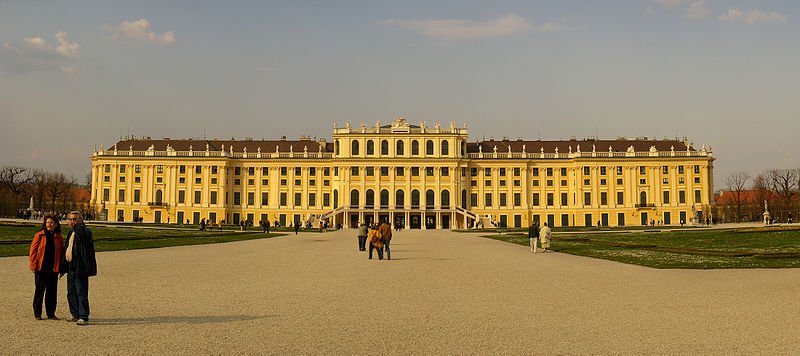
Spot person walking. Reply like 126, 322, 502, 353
368, 223, 384, 260
357, 222, 368, 251
29, 215, 64, 320
378, 221, 393, 260
539, 222, 552, 253
528, 221, 540, 253
63, 211, 97, 326
294, 220, 300, 235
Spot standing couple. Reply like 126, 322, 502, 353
528, 221, 552, 253
357, 221, 392, 260
29, 211, 97, 325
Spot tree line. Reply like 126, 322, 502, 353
0, 165, 86, 217
723, 168, 800, 223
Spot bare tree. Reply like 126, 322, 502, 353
768, 169, 799, 220
44, 172, 77, 212
725, 172, 751, 223
0, 166, 36, 210
31, 170, 48, 212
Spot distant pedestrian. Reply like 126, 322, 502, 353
200, 218, 206, 231
539, 222, 552, 253
357, 223, 368, 251
528, 221, 540, 253
294, 221, 300, 235
29, 215, 63, 320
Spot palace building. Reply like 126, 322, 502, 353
90, 117, 715, 229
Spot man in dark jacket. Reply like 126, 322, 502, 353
378, 221, 393, 260
62, 211, 97, 326
528, 221, 540, 253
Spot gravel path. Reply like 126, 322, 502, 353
2, 228, 799, 354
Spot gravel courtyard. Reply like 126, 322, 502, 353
1, 228, 799, 354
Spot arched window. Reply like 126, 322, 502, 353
426, 140, 434, 155
380, 140, 389, 155
396, 140, 404, 156
335, 140, 340, 155
155, 190, 163, 204
426, 189, 435, 208
411, 140, 419, 156
366, 189, 375, 208
380, 189, 389, 209
395, 190, 405, 208
350, 189, 359, 208
461, 190, 467, 209
441, 140, 449, 156
333, 190, 339, 209
640, 191, 647, 206
411, 189, 420, 208
441, 190, 450, 208
351, 140, 359, 155
366, 140, 375, 155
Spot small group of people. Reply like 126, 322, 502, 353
528, 221, 552, 254
357, 221, 392, 260
29, 211, 97, 325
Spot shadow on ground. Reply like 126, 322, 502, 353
89, 314, 268, 325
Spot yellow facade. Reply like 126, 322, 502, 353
90, 118, 715, 229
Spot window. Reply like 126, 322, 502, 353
583, 179, 589, 185
639, 166, 646, 175
103, 188, 110, 201
616, 166, 623, 175
514, 167, 520, 176
485, 180, 492, 187
119, 165, 126, 173
547, 180, 553, 187
499, 193, 507, 207
351, 167, 359, 176
395, 190, 404, 207
233, 192, 241, 205
640, 179, 647, 185
678, 166, 685, 174
261, 192, 268, 206
365, 190, 375, 208
532, 168, 539, 176
441, 190, 450, 208
500, 180, 506, 187
600, 192, 608, 205
411, 167, 420, 176
679, 177, 685, 184
133, 189, 140, 203
156, 177, 163, 184
309, 180, 316, 186
396, 140, 405, 155
499, 168, 506, 177
211, 166, 218, 174
309, 193, 316, 207
395, 167, 404, 176
600, 167, 606, 175
294, 179, 301, 186
280, 179, 287, 186
195, 191, 202, 204
280, 193, 287, 206
584, 192, 591, 206
262, 179, 268, 185
102, 176, 110, 182
471, 180, 477, 187
561, 180, 568, 186
694, 177, 701, 184
195, 178, 202, 184
532, 180, 539, 187
547, 168, 553, 177
380, 167, 389, 176
135, 165, 141, 173
156, 165, 163, 173
662, 166, 669, 174
179, 177, 186, 184
532, 193, 540, 206
617, 192, 624, 205
484, 193, 492, 207
262, 167, 269, 175
546, 193, 554, 206
293, 167, 301, 176
471, 168, 478, 176
323, 167, 329, 176
119, 176, 126, 183
196, 166, 203, 174
411, 140, 419, 155
235, 167, 241, 175
663, 178, 669, 184
426, 140, 434, 155
561, 193, 568, 206
425, 190, 434, 208
294, 193, 302, 207
210, 191, 218, 204
513, 180, 520, 187
694, 165, 701, 174
280, 167, 287, 176
323, 180, 330, 186
583, 167, 590, 175
380, 140, 389, 155
426, 167, 434, 176
323, 193, 330, 207
679, 190, 686, 204
178, 190, 186, 204
600, 179, 607, 186
695, 190, 702, 202
441, 140, 449, 156
234, 179, 241, 186
118, 189, 125, 202
366, 140, 375, 155
617, 178, 623, 185
470, 193, 478, 207
513, 193, 521, 207
560, 168, 567, 176
411, 190, 420, 208
366, 167, 374, 176
352, 140, 360, 155
663, 191, 670, 204
350, 190, 359, 208
211, 178, 217, 184
441, 167, 449, 176
485, 168, 491, 176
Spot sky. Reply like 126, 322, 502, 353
1, 0, 798, 187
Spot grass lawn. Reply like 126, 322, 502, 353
0, 221, 288, 257
477, 226, 800, 269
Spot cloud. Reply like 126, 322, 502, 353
104, 19, 176, 45
381, 14, 540, 40
684, 0, 709, 19
718, 8, 788, 25
1, 31, 80, 76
